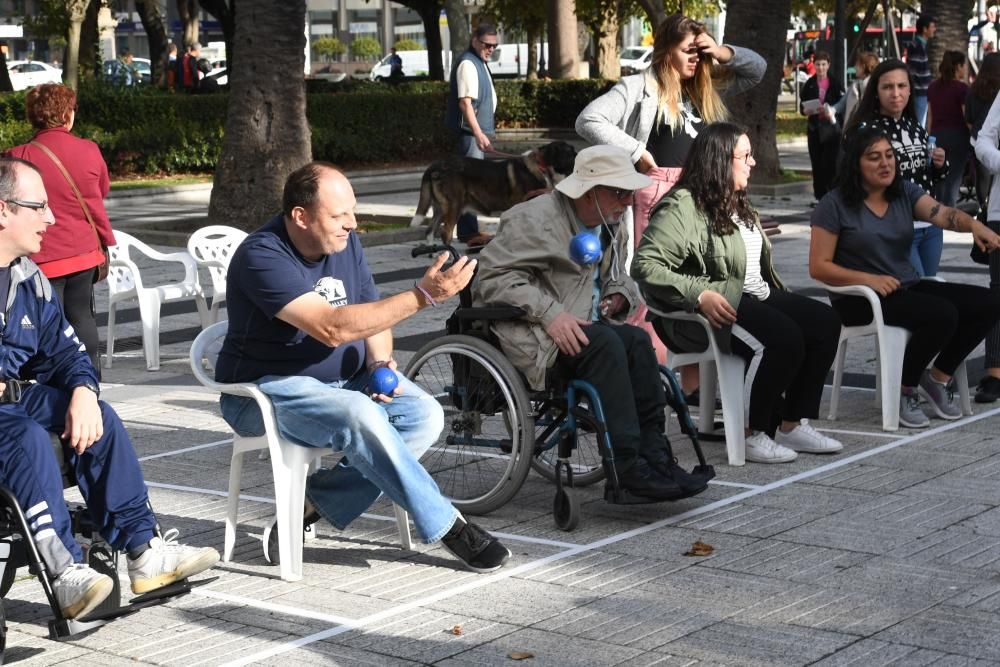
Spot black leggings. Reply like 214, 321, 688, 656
49, 266, 101, 375
986, 219, 1000, 369
831, 280, 1000, 387
729, 290, 841, 436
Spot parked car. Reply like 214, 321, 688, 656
619, 46, 653, 74
7, 60, 63, 91
370, 50, 431, 81
487, 43, 548, 78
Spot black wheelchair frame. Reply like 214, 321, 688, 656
403, 244, 714, 531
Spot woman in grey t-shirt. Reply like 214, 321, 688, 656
810, 126, 1000, 428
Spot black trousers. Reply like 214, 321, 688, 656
729, 290, 842, 436
831, 280, 1000, 387
48, 266, 101, 375
554, 323, 670, 471
987, 220, 1000, 370
807, 123, 840, 200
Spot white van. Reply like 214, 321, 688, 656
370, 50, 430, 81
487, 43, 549, 77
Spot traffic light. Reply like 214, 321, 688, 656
852, 21, 861, 33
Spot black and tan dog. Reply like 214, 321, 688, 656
409, 140, 577, 244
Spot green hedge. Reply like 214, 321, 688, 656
0, 79, 613, 176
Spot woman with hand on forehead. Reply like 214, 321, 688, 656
810, 125, 1000, 429
575, 12, 765, 399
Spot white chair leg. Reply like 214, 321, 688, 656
104, 304, 118, 369
272, 444, 312, 582
224, 449, 246, 563
828, 337, 848, 420
716, 355, 747, 466
194, 294, 211, 329
879, 327, 910, 432
394, 504, 412, 550
137, 293, 162, 371
697, 361, 718, 435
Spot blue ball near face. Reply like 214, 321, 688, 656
370, 367, 399, 395
569, 232, 602, 265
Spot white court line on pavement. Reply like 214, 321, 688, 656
709, 479, 761, 489
815, 427, 898, 439
220, 405, 1000, 667
194, 588, 356, 627
138, 438, 233, 461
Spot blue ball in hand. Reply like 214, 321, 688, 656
569, 232, 602, 265
370, 366, 399, 395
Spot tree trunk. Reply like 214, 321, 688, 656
136, 0, 168, 86
723, 0, 790, 182
199, 0, 236, 71
595, 11, 620, 81
177, 0, 200, 47
922, 0, 970, 79
418, 5, 445, 80
548, 0, 581, 78
526, 26, 540, 80
637, 0, 666, 30
65, 0, 89, 91
444, 0, 468, 72
77, 0, 101, 82
0, 51, 11, 92
208, 1, 311, 230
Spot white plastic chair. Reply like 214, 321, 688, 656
646, 307, 748, 466
825, 283, 972, 431
186, 225, 247, 324
189, 321, 413, 582
105, 230, 210, 371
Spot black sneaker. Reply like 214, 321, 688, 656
976, 376, 1000, 404
440, 519, 511, 573
649, 458, 710, 498
263, 506, 322, 566
684, 388, 722, 412
615, 458, 687, 501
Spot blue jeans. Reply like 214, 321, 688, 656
456, 133, 483, 239
909, 225, 943, 277
219, 371, 456, 543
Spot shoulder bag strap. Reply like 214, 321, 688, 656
29, 140, 103, 248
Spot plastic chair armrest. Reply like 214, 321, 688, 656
821, 283, 886, 329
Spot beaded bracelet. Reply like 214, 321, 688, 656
413, 282, 438, 307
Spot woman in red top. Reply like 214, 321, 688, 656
6, 84, 115, 372
927, 51, 970, 206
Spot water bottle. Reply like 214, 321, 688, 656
927, 136, 937, 165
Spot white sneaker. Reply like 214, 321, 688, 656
53, 563, 114, 619
745, 431, 798, 464
775, 420, 843, 454
127, 529, 220, 594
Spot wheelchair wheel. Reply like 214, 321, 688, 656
405, 335, 534, 515
553, 487, 580, 532
529, 398, 606, 487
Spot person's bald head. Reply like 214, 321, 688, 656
283, 162, 358, 259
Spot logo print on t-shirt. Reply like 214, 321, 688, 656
315, 277, 348, 307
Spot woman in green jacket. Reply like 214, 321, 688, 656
633, 122, 843, 464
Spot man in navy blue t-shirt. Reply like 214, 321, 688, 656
217, 162, 510, 573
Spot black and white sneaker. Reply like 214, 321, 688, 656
440, 518, 511, 573
263, 506, 322, 565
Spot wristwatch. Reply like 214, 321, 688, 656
75, 381, 100, 398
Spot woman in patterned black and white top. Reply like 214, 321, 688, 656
845, 59, 949, 277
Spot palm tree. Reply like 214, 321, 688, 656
719, 0, 790, 181
208, 0, 311, 230
922, 0, 971, 77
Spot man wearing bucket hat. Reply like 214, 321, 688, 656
473, 145, 710, 502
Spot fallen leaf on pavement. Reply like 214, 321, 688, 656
508, 651, 534, 660
684, 540, 714, 557
451, 625, 463, 636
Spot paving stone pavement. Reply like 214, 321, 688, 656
5, 183, 1000, 666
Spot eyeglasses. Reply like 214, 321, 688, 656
4, 199, 49, 213
733, 151, 753, 164
479, 40, 498, 50
601, 186, 634, 201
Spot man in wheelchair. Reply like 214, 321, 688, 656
0, 157, 219, 620
474, 145, 709, 503
216, 162, 511, 574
